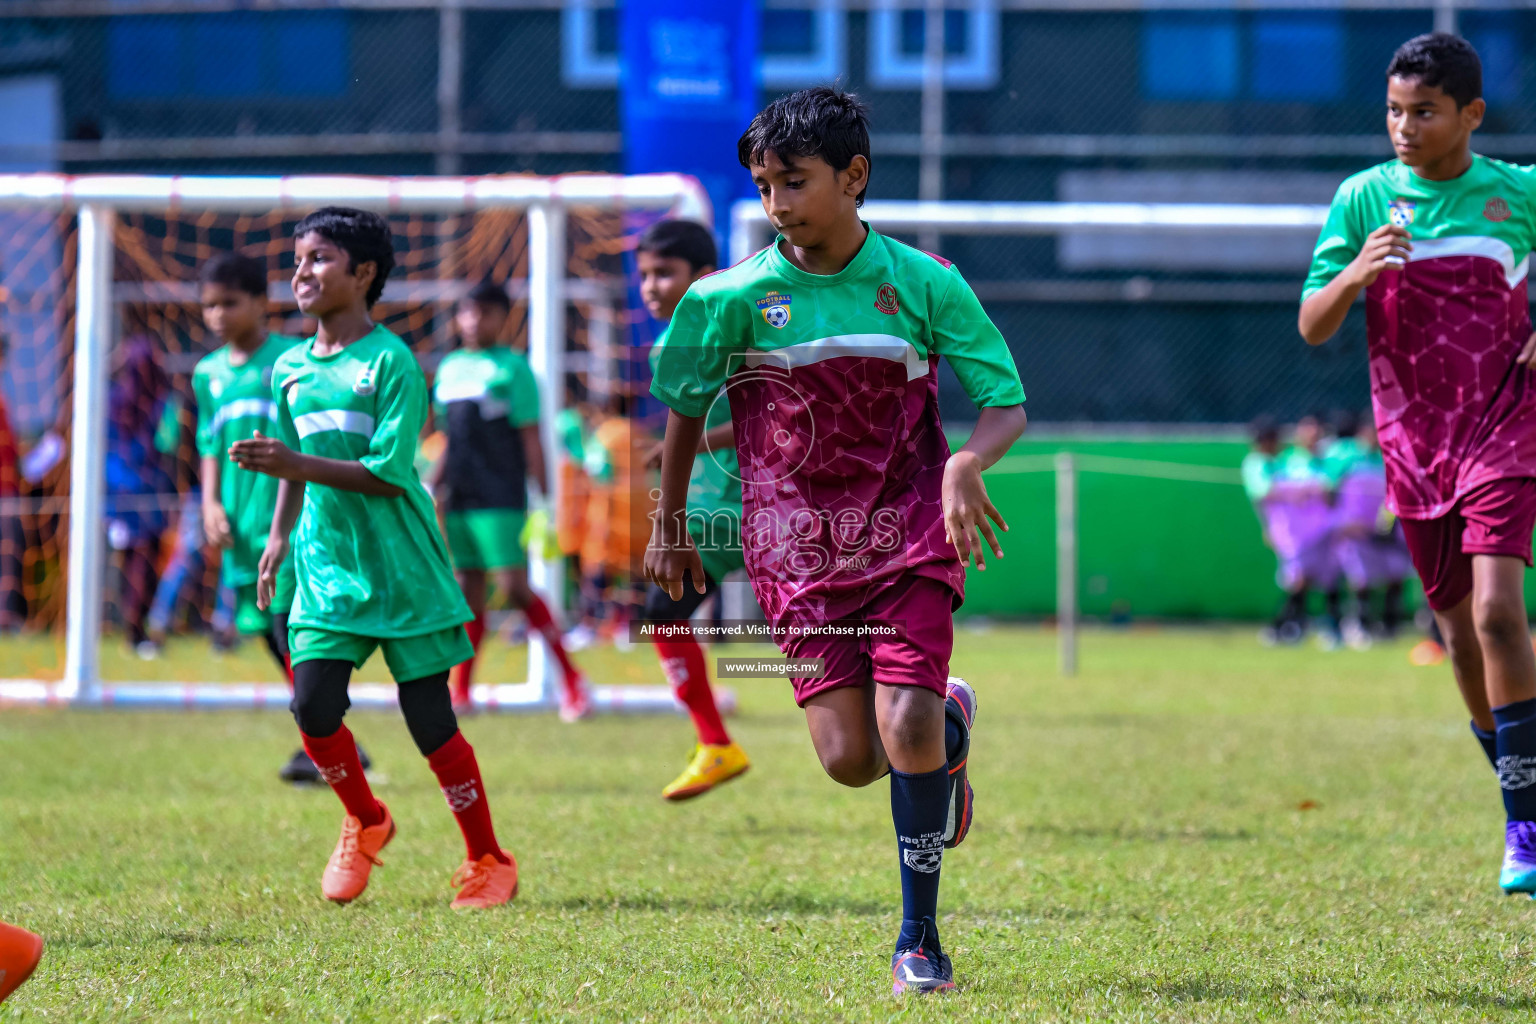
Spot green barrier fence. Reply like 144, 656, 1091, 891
957, 434, 1446, 622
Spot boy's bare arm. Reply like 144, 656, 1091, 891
229, 432, 404, 497
255, 478, 305, 610
944, 404, 1028, 571
1298, 224, 1411, 345
644, 409, 707, 599
199, 455, 231, 549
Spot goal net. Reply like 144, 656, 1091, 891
0, 173, 708, 710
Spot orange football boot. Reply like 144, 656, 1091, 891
322, 802, 396, 904
449, 851, 519, 909
0, 920, 43, 1004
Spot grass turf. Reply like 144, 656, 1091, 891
2, 625, 1534, 1022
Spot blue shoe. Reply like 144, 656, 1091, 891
1500, 821, 1536, 895
943, 677, 975, 849
891, 918, 955, 995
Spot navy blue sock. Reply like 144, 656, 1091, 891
944, 716, 963, 764
891, 764, 949, 952
1472, 721, 1498, 771
1493, 698, 1536, 821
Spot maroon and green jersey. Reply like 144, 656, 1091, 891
650, 227, 1025, 628
1304, 155, 1536, 519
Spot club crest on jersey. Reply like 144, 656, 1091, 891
1387, 198, 1416, 228
756, 291, 792, 329
353, 367, 377, 396
1486, 196, 1512, 222
875, 283, 900, 315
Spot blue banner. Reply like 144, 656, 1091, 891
621, 0, 760, 245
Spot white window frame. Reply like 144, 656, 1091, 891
562, 0, 845, 90
868, 0, 999, 91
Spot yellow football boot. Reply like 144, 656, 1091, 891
662, 742, 751, 801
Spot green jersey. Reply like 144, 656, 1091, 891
650, 227, 1024, 627
273, 325, 470, 638
432, 346, 540, 512
193, 334, 299, 586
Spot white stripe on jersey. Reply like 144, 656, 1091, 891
292, 409, 376, 440
1408, 235, 1530, 288
739, 334, 928, 382
210, 397, 278, 433
435, 378, 509, 421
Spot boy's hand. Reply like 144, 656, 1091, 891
1348, 224, 1412, 288
645, 515, 707, 600
202, 501, 232, 550
942, 450, 1007, 571
229, 431, 303, 479
1519, 331, 1536, 370
255, 536, 289, 611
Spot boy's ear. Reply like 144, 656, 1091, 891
841, 155, 870, 200
1461, 97, 1486, 132
353, 259, 377, 293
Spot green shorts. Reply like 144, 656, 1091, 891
444, 508, 528, 571
288, 623, 474, 683
230, 560, 297, 636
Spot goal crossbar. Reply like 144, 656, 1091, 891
0, 172, 714, 714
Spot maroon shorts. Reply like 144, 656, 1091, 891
784, 575, 955, 707
1399, 477, 1536, 611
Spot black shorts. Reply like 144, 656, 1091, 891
641, 572, 719, 624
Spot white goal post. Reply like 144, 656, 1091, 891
731, 198, 1331, 677
0, 172, 712, 713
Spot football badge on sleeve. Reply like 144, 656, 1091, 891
756, 291, 792, 329
1387, 198, 1416, 229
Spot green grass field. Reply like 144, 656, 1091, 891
3, 626, 1535, 1022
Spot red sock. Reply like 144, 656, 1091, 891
524, 595, 582, 696
427, 731, 509, 864
451, 614, 485, 705
302, 726, 383, 827
655, 636, 730, 746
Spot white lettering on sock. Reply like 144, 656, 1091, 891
442, 780, 480, 812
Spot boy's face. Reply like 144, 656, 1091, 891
1387, 76, 1484, 168
750, 149, 869, 249
1294, 417, 1321, 450
292, 231, 373, 317
637, 251, 711, 323
200, 281, 265, 344
456, 299, 508, 349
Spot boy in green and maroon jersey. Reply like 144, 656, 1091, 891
648, 88, 1027, 994
232, 208, 516, 910
1300, 33, 1536, 893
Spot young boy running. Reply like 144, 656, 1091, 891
1301, 33, 1536, 892
647, 88, 1027, 993
231, 207, 516, 909
431, 280, 591, 720
193, 252, 372, 785
637, 219, 752, 800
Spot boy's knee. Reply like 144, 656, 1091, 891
290, 659, 351, 737
816, 741, 885, 788
1473, 593, 1528, 649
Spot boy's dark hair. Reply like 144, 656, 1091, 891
637, 219, 718, 273
1249, 414, 1280, 446
464, 279, 512, 313
199, 251, 268, 298
1386, 32, 1482, 109
293, 206, 396, 307
1331, 408, 1361, 438
738, 87, 872, 207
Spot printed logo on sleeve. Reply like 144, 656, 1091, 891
1485, 196, 1512, 222
1387, 198, 1417, 229
756, 291, 792, 329
875, 283, 900, 315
